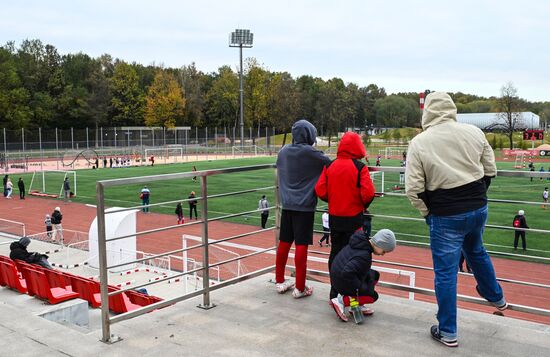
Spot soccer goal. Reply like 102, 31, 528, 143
28, 170, 77, 198
370, 170, 385, 195
231, 145, 266, 158
144, 146, 184, 160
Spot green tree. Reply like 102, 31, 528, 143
392, 129, 402, 143
0, 47, 32, 129
205, 66, 239, 130
179, 63, 207, 127
244, 58, 269, 130
374, 95, 418, 127
267, 72, 298, 136
109, 62, 145, 126
144, 70, 185, 128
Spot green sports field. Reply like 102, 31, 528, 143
19, 156, 550, 261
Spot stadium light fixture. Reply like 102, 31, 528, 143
229, 29, 254, 147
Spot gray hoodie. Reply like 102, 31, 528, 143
276, 120, 330, 212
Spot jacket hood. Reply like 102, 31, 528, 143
349, 230, 373, 251
10, 242, 25, 251
422, 92, 457, 130
291, 119, 317, 146
337, 132, 366, 159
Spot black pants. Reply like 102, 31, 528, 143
19, 190, 25, 199
261, 212, 268, 229
514, 231, 526, 250
189, 205, 198, 219
328, 230, 354, 299
319, 227, 330, 244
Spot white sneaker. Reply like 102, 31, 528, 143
359, 305, 374, 316
292, 285, 313, 299
275, 280, 295, 294
331, 296, 348, 322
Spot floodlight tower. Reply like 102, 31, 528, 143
229, 29, 254, 147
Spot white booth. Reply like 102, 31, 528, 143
89, 207, 138, 273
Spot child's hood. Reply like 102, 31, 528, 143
349, 230, 373, 251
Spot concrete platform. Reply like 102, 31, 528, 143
1, 274, 549, 356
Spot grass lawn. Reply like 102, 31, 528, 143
18, 155, 550, 261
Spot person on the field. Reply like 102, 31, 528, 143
140, 186, 150, 212
315, 131, 376, 302
528, 161, 535, 182
319, 210, 330, 247
17, 177, 25, 200
2, 174, 8, 197
175, 202, 184, 224
63, 177, 71, 202
512, 209, 528, 251
543, 187, 548, 210
329, 229, 396, 322
405, 92, 507, 347
51, 207, 63, 243
275, 119, 330, 299
5, 178, 13, 199
188, 191, 198, 219
10, 236, 53, 269
258, 195, 270, 229
44, 214, 53, 238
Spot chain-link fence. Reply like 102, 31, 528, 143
1, 126, 278, 172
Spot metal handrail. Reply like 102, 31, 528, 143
96, 164, 550, 343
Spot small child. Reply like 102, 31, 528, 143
329, 229, 396, 322
175, 202, 184, 224
44, 214, 53, 238
543, 187, 548, 210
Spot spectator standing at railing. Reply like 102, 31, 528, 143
315, 131, 376, 303
405, 92, 507, 348
275, 119, 330, 299
17, 177, 25, 200
51, 207, 63, 243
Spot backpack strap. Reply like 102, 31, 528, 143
352, 159, 366, 188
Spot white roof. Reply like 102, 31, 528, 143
456, 112, 539, 130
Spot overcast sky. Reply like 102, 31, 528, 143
2, 0, 549, 101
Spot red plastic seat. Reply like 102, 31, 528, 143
19, 266, 79, 304
108, 286, 141, 313
0, 260, 27, 293
69, 276, 101, 308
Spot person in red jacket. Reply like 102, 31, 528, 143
315, 131, 376, 301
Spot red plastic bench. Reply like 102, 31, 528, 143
0, 260, 27, 294
19, 266, 79, 304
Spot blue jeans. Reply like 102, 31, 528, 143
142, 198, 149, 212
427, 205, 505, 339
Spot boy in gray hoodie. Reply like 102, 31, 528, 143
275, 119, 330, 298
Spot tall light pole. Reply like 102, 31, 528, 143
229, 29, 253, 148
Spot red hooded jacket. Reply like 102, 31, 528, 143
315, 132, 375, 231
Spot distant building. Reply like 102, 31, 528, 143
457, 112, 540, 131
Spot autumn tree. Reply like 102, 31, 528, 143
144, 70, 185, 128
497, 82, 523, 149
205, 66, 239, 130
244, 58, 269, 131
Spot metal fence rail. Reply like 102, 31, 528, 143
95, 164, 550, 343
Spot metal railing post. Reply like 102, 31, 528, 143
96, 182, 117, 343
198, 174, 215, 309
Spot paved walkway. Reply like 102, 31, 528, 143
1, 274, 549, 356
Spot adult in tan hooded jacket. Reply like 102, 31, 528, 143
405, 92, 507, 347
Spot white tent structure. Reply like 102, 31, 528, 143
457, 112, 540, 130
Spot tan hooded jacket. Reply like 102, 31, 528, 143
405, 92, 496, 216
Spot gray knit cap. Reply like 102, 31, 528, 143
19, 236, 31, 248
371, 229, 396, 252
